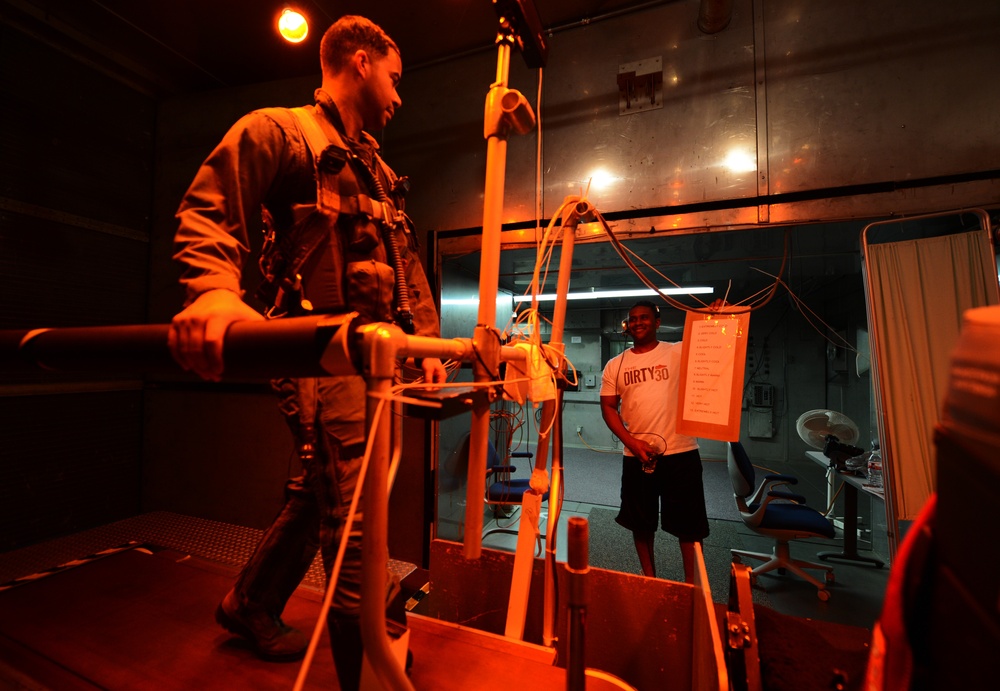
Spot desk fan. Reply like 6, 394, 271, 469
795, 409, 864, 470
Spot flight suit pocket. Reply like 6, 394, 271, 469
345, 260, 394, 322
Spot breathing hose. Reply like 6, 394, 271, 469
351, 155, 415, 334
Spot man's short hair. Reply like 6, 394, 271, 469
320, 15, 399, 76
630, 300, 661, 319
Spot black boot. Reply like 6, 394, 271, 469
215, 589, 308, 661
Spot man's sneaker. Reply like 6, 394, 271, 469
215, 590, 308, 661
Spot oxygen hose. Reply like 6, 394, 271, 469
381, 227, 415, 334
352, 155, 415, 334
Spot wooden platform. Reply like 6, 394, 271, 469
0, 544, 569, 690
0, 528, 874, 691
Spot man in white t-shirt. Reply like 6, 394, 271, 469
599, 300, 709, 582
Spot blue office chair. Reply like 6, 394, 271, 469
728, 441, 836, 601
482, 440, 549, 554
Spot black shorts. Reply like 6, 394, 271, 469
615, 448, 710, 542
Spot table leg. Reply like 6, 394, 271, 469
818, 480, 884, 568
825, 466, 836, 517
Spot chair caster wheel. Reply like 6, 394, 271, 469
817, 589, 831, 602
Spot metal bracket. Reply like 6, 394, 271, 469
617, 57, 664, 115
726, 562, 762, 691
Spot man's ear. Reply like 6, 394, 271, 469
352, 49, 370, 78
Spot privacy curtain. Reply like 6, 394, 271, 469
864, 224, 998, 543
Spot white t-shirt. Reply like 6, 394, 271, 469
600, 341, 699, 457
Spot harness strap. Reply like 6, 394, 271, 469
258, 108, 349, 317
291, 106, 346, 161
346, 194, 404, 226
292, 108, 402, 223
258, 107, 410, 319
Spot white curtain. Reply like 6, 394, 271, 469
865, 227, 998, 535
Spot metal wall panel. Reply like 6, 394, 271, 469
0, 23, 154, 548
0, 391, 142, 551
0, 26, 156, 233
763, 0, 1000, 194
0, 214, 148, 330
389, 0, 1000, 234
0, 23, 153, 356
540, 0, 758, 215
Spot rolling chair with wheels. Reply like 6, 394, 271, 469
727, 441, 836, 600
482, 440, 549, 554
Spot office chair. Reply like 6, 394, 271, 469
482, 439, 549, 554
728, 441, 836, 601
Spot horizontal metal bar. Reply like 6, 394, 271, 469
4, 314, 361, 380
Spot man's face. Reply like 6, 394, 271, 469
359, 48, 402, 131
627, 306, 660, 344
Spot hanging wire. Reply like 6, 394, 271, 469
752, 267, 857, 354
597, 212, 790, 314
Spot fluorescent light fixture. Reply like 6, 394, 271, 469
513, 286, 713, 303
440, 293, 516, 307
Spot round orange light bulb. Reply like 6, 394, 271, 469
278, 8, 309, 44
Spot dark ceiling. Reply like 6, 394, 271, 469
2, 0, 661, 97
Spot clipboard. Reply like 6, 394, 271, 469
676, 307, 750, 441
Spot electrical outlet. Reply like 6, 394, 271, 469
576, 426, 583, 434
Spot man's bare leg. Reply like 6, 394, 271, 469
633, 530, 656, 577
680, 540, 701, 584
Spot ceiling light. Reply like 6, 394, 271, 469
723, 148, 756, 174
585, 168, 620, 191
278, 8, 309, 44
513, 286, 713, 303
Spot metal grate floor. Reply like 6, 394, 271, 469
0, 511, 415, 594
